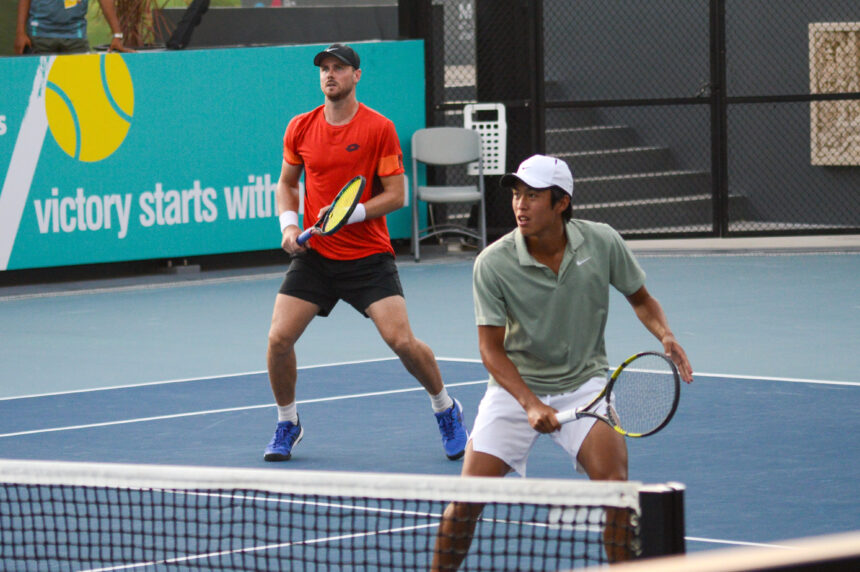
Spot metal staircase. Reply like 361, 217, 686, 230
544, 107, 721, 235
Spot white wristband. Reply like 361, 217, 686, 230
279, 210, 299, 232
347, 203, 366, 225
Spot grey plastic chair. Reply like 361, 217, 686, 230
411, 127, 487, 262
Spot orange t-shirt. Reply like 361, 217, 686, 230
283, 103, 404, 260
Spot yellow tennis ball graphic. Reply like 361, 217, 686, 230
45, 53, 134, 162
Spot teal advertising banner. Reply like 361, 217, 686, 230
0, 41, 425, 271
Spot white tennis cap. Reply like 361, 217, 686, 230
500, 154, 574, 196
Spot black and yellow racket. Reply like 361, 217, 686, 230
297, 175, 366, 246
555, 351, 681, 437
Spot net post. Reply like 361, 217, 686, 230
636, 482, 686, 559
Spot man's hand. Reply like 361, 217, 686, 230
280, 226, 306, 254
99, 0, 134, 53
662, 334, 693, 383
526, 401, 562, 434
13, 31, 32, 55
107, 36, 135, 53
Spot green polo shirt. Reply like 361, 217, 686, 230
473, 219, 646, 395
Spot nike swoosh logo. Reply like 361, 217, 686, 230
576, 257, 591, 266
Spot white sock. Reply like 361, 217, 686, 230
277, 402, 298, 423
430, 387, 454, 413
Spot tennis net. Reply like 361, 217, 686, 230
0, 459, 684, 571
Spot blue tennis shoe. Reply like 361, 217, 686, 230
435, 399, 468, 460
264, 418, 304, 462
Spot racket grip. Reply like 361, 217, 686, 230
555, 409, 579, 425
296, 228, 312, 246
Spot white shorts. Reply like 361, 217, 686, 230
469, 376, 608, 477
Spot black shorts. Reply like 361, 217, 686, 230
30, 37, 90, 54
279, 250, 404, 317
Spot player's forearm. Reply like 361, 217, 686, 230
361, 193, 400, 219
16, 0, 31, 34
634, 298, 674, 343
486, 361, 543, 411
478, 335, 542, 411
626, 286, 675, 344
276, 182, 301, 215
361, 174, 404, 219
97, 0, 123, 35
627, 289, 693, 382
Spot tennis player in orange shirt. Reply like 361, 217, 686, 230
263, 44, 469, 463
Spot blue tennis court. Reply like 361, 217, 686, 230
1, 248, 858, 567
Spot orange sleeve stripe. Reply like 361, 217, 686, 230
283, 147, 303, 165
378, 154, 404, 177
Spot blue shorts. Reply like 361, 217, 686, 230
279, 250, 403, 317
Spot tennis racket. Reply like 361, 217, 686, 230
555, 351, 681, 437
296, 175, 366, 246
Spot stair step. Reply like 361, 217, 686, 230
557, 147, 674, 177
546, 125, 637, 152
575, 193, 710, 210
574, 193, 753, 232
622, 224, 713, 236
574, 194, 712, 230
575, 170, 711, 202
545, 107, 603, 128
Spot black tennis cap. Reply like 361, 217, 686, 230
313, 44, 360, 69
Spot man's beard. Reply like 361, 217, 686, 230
327, 85, 354, 102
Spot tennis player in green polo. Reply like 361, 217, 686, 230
432, 154, 693, 569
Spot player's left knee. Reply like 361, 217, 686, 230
590, 462, 628, 482
580, 451, 628, 481
385, 332, 415, 356
605, 467, 629, 481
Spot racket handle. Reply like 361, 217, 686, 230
555, 409, 579, 425
296, 228, 313, 246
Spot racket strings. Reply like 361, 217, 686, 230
609, 355, 677, 435
322, 179, 363, 232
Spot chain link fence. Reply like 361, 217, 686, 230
727, 5, 860, 234
413, 0, 860, 239
408, 1, 484, 249
542, 0, 713, 237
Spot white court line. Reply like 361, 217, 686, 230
78, 486, 609, 571
2, 357, 854, 403
83, 522, 441, 572
72, 491, 795, 571
0, 371, 264, 402
691, 371, 860, 387
2, 366, 857, 439
0, 357, 409, 402
686, 536, 794, 549
0, 359, 855, 438
636, 250, 860, 259
0, 379, 490, 439
0, 271, 287, 302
